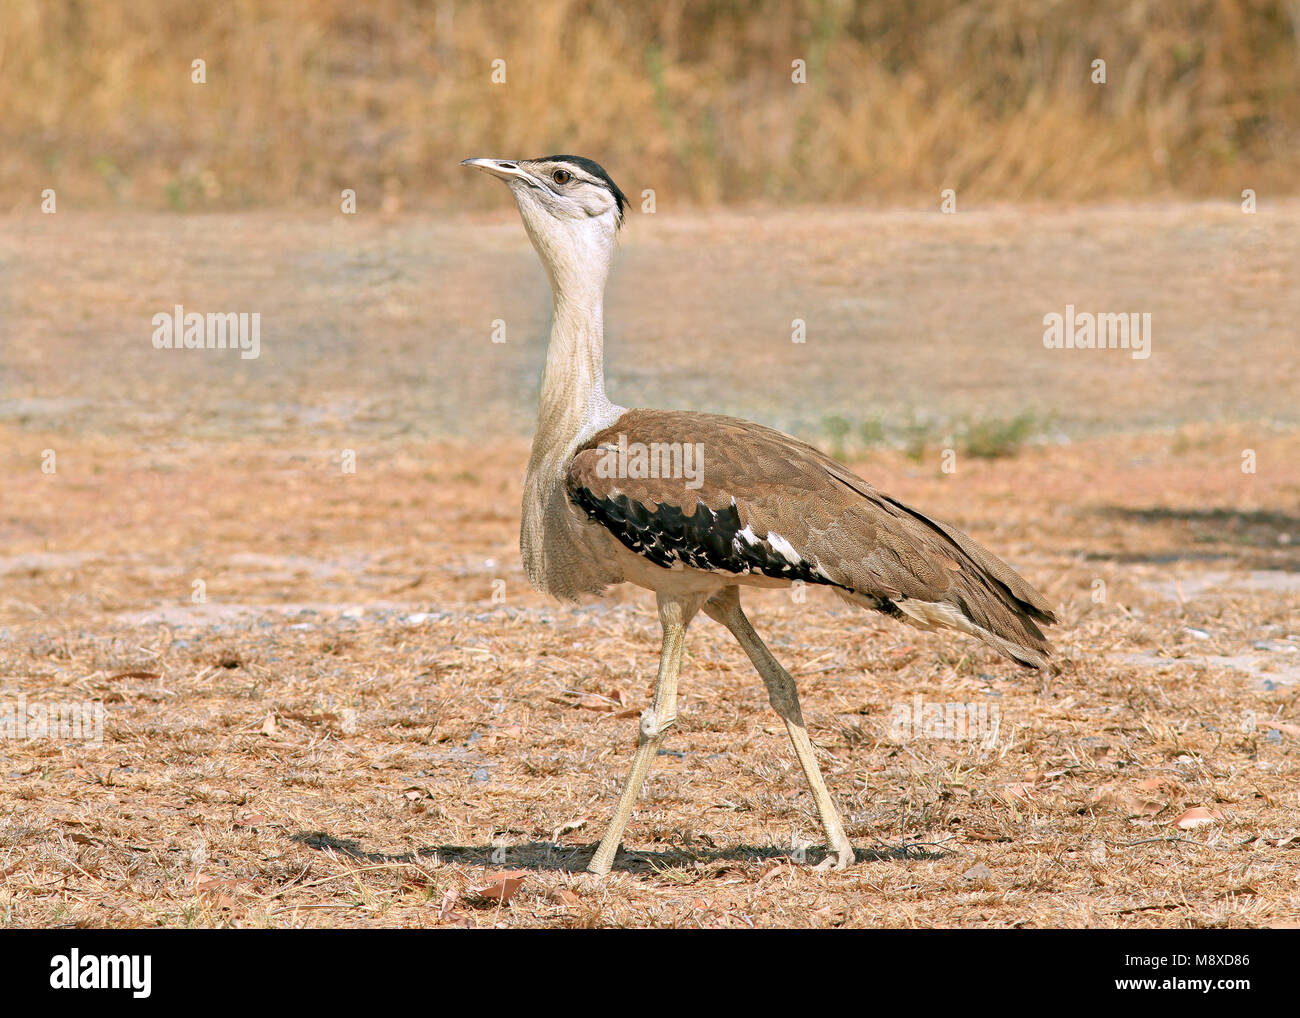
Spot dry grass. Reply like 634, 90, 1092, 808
0, 204, 1295, 926
1, 425, 1298, 928
3, 0, 1299, 210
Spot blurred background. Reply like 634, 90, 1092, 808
4, 0, 1299, 211
2, 0, 1298, 445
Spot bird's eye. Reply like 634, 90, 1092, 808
552, 169, 572, 185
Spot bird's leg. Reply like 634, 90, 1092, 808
588, 591, 705, 876
704, 587, 855, 871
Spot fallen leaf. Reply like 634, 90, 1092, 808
1172, 806, 1223, 829
1088, 787, 1164, 816
1126, 798, 1165, 817
467, 870, 527, 906
437, 887, 461, 921
188, 872, 257, 896
550, 818, 587, 842
279, 710, 340, 725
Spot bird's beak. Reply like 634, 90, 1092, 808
461, 158, 528, 183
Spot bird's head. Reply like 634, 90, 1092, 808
462, 155, 629, 295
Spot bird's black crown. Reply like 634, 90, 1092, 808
539, 154, 629, 222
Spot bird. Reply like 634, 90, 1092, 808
462, 154, 1057, 875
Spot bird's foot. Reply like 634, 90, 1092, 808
813, 842, 855, 872
577, 866, 611, 889
587, 848, 615, 877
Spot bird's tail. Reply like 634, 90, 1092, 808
846, 583, 1055, 670
840, 521, 1057, 670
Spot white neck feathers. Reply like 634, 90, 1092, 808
517, 205, 627, 599
523, 211, 625, 449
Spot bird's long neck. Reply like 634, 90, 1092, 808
517, 220, 626, 599
536, 290, 608, 440
530, 225, 621, 451
519, 218, 626, 598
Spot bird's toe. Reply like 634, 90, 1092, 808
814, 844, 855, 872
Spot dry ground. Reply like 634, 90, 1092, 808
0, 206, 1297, 927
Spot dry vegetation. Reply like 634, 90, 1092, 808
1, 200, 1298, 927
3, 0, 1299, 210
1, 424, 1298, 928
3, 0, 1300, 909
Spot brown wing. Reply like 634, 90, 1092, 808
567, 409, 1056, 667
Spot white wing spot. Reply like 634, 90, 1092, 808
766, 531, 804, 565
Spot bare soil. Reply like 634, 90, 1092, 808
1, 207, 1297, 927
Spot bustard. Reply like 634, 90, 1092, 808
463, 155, 1057, 875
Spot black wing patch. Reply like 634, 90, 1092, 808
568, 487, 828, 585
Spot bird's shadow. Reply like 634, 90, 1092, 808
288, 831, 949, 874
1087, 506, 1300, 569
